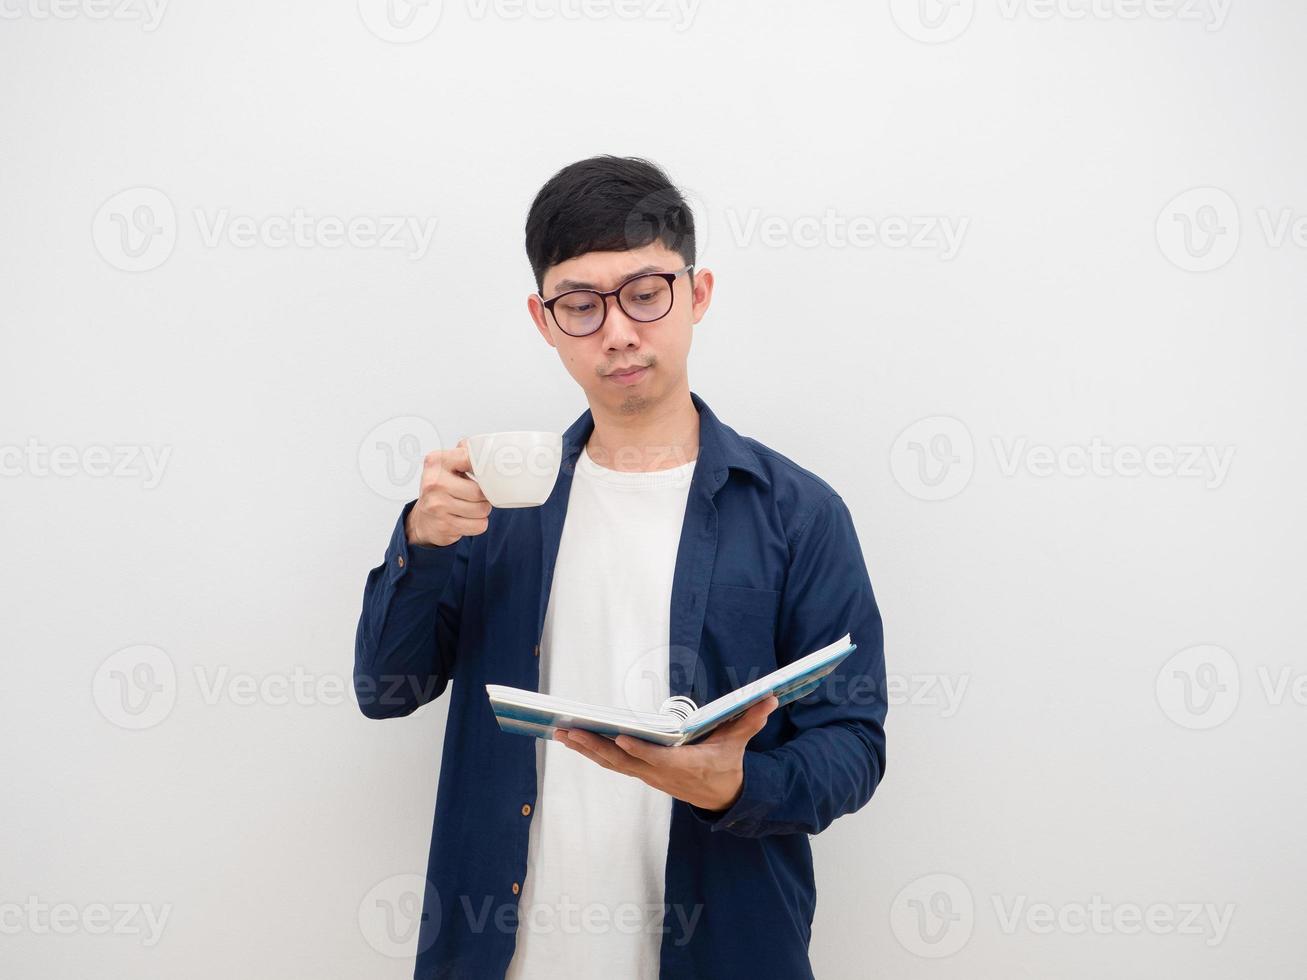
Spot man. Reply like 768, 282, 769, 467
353, 156, 887, 979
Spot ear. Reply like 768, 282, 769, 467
690, 267, 714, 325
527, 293, 556, 348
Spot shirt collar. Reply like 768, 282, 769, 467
560, 389, 770, 490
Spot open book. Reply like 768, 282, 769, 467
485, 633, 855, 747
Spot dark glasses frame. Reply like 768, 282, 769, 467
539, 265, 694, 337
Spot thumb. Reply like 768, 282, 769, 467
710, 694, 779, 743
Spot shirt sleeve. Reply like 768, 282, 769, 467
688, 491, 887, 836
353, 499, 471, 719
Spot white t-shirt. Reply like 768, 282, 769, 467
505, 441, 697, 980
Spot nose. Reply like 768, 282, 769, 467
600, 293, 642, 350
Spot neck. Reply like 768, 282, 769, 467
584, 382, 700, 472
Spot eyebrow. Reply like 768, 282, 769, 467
548, 264, 667, 294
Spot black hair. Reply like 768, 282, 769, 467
524, 155, 695, 292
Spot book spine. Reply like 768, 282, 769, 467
659, 695, 698, 722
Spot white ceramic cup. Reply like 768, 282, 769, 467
464, 431, 563, 508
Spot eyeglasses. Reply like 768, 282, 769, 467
539, 266, 693, 338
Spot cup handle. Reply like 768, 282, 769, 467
457, 437, 478, 484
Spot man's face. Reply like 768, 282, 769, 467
528, 242, 713, 417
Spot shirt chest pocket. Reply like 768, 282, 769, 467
699, 583, 782, 699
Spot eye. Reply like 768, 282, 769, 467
623, 278, 669, 305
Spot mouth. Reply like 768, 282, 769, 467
606, 365, 650, 385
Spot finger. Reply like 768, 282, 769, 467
436, 513, 489, 538
556, 733, 621, 772
439, 494, 492, 520
450, 441, 473, 474
443, 449, 490, 503
705, 695, 778, 744
564, 739, 667, 795
563, 731, 656, 779
613, 734, 676, 766
741, 694, 780, 732
445, 478, 489, 506
420, 447, 472, 487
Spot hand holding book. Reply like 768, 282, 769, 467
485, 633, 855, 814
554, 693, 782, 813
485, 633, 854, 747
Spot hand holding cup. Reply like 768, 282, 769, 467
405, 438, 492, 548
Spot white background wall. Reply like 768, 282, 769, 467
2, 2, 1304, 977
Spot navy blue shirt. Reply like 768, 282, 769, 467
354, 390, 887, 980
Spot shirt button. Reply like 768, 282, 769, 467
397, 555, 405, 568
533, 644, 540, 657
511, 882, 520, 895
521, 803, 531, 816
